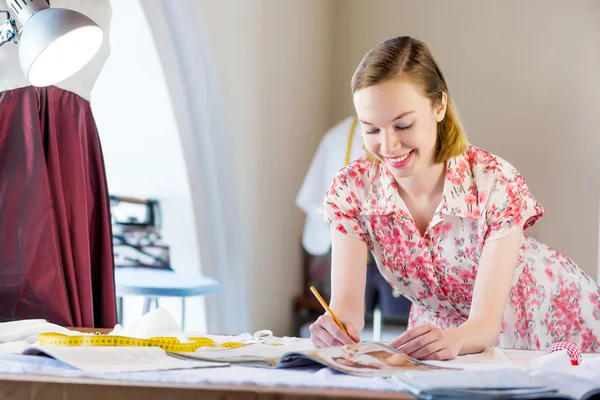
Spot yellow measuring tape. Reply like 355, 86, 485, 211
345, 117, 358, 166
38, 332, 247, 352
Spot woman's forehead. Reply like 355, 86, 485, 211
354, 80, 429, 123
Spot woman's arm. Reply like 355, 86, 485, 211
329, 227, 369, 333
391, 228, 523, 359
309, 227, 368, 347
447, 228, 523, 354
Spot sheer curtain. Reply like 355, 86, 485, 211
139, 0, 249, 334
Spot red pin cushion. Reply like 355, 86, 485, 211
546, 342, 582, 366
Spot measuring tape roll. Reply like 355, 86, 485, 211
38, 332, 246, 353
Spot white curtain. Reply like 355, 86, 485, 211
139, 0, 249, 334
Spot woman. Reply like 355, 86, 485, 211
309, 36, 600, 359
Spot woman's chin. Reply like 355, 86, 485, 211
390, 159, 417, 180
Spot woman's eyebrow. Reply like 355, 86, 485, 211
359, 111, 415, 125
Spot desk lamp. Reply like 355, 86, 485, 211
0, 0, 103, 86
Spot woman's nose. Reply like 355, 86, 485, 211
380, 129, 401, 155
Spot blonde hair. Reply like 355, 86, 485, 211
352, 36, 467, 163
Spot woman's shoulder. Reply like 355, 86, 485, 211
462, 144, 525, 186
329, 156, 377, 195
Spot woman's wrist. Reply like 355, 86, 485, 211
443, 327, 466, 355
446, 320, 496, 355
330, 305, 365, 332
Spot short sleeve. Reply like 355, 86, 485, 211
320, 171, 368, 242
485, 168, 545, 241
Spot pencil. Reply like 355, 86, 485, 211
309, 286, 349, 335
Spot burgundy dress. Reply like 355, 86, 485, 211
0, 86, 117, 328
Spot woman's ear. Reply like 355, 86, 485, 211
435, 92, 448, 122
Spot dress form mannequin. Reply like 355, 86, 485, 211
296, 116, 363, 256
0, 0, 116, 327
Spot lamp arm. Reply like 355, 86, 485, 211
0, 9, 18, 48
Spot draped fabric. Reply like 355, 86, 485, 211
0, 85, 116, 328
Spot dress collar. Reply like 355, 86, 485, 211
361, 149, 481, 222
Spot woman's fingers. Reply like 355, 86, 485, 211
321, 317, 356, 345
310, 334, 329, 349
422, 348, 451, 361
399, 328, 443, 355
407, 338, 446, 359
390, 323, 435, 350
310, 323, 343, 347
344, 323, 361, 343
309, 315, 358, 347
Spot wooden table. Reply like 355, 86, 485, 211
0, 327, 414, 400
0, 373, 414, 400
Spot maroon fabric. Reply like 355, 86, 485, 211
0, 86, 116, 328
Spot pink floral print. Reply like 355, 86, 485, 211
322, 144, 600, 352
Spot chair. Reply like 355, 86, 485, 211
109, 195, 220, 329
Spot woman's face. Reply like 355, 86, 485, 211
353, 78, 447, 181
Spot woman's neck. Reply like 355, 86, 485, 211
396, 161, 446, 200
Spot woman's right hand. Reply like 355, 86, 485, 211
309, 314, 360, 348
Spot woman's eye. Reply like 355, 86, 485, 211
396, 122, 414, 131
366, 129, 379, 134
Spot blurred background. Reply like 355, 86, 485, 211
85, 0, 600, 338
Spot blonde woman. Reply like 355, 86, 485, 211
309, 36, 600, 359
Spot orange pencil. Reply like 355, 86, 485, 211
310, 286, 349, 336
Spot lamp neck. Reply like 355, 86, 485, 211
7, 0, 48, 27
0, 10, 18, 47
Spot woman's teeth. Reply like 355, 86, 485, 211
389, 152, 411, 162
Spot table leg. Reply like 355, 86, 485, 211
142, 297, 152, 315
117, 297, 123, 325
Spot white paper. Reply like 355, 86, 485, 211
0, 341, 30, 354
109, 308, 189, 343
175, 343, 299, 362
401, 368, 547, 389
22, 345, 227, 373
425, 347, 524, 371
532, 370, 600, 400
528, 350, 572, 372
0, 319, 82, 344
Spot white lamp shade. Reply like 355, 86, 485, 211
18, 7, 103, 87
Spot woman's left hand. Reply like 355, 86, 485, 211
390, 323, 461, 361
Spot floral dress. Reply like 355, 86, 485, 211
321, 144, 600, 352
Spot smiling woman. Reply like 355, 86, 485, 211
309, 36, 600, 358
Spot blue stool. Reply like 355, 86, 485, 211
115, 267, 220, 330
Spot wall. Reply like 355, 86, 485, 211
91, 0, 206, 331
103, 0, 599, 335
332, 0, 600, 280
196, 0, 336, 334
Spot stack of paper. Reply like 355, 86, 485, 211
22, 345, 227, 373
0, 319, 77, 344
